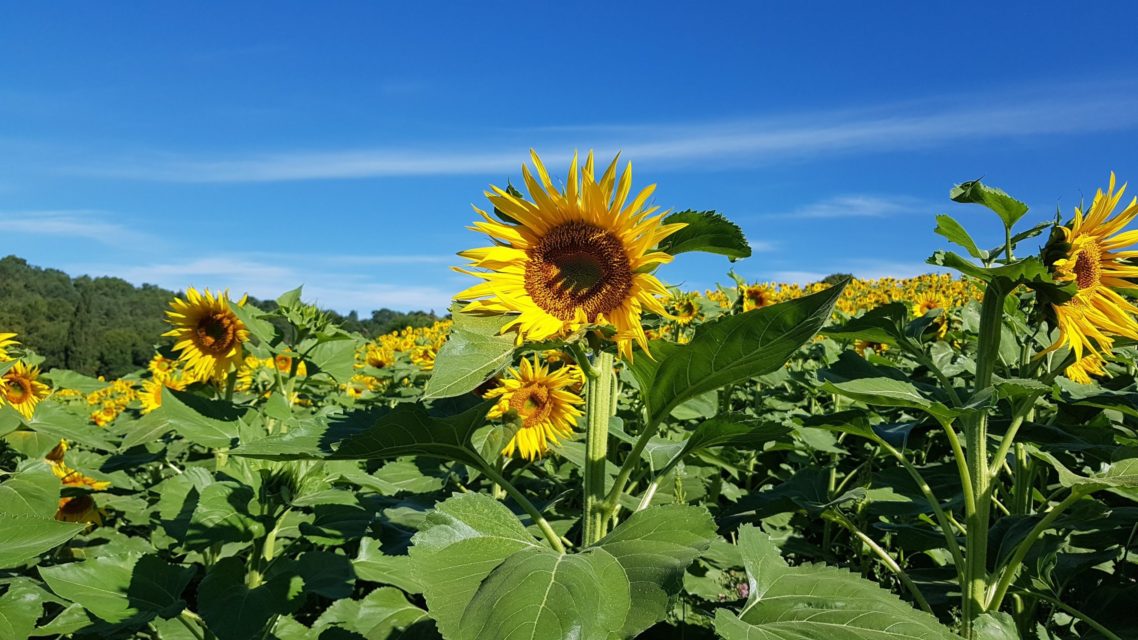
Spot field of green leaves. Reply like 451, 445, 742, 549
1, 155, 1137, 640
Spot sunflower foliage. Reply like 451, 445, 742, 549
1, 162, 1138, 640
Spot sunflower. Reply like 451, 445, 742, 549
1041, 174, 1138, 377
912, 291, 950, 339
139, 375, 186, 415
56, 496, 104, 526
2, 361, 50, 419
455, 151, 685, 361
671, 295, 700, 326
0, 333, 18, 362
854, 339, 889, 357
485, 356, 585, 461
148, 354, 176, 380
163, 288, 249, 381
742, 284, 774, 312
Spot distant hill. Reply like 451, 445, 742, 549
0, 255, 439, 378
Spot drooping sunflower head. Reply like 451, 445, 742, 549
455, 151, 686, 360
1042, 173, 1138, 369
0, 333, 18, 362
163, 288, 250, 382
2, 360, 50, 419
485, 356, 585, 461
56, 496, 104, 526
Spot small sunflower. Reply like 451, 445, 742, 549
854, 339, 889, 357
0, 333, 18, 362
56, 496, 104, 526
2, 361, 50, 419
139, 375, 186, 415
1042, 173, 1138, 377
455, 151, 685, 360
742, 284, 774, 312
485, 356, 585, 461
671, 295, 700, 326
163, 288, 250, 382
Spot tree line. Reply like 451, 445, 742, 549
0, 255, 439, 378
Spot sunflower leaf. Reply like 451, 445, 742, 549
423, 306, 516, 400
657, 210, 752, 261
950, 179, 1030, 229
0, 464, 84, 569
713, 525, 961, 640
632, 280, 846, 426
934, 214, 987, 261
40, 554, 195, 625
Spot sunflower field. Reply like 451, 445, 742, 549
2, 153, 1138, 640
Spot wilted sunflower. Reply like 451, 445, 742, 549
455, 151, 685, 360
0, 333, 18, 362
485, 356, 585, 461
2, 361, 50, 419
1042, 173, 1138, 379
163, 288, 249, 381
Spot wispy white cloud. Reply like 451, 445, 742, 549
2, 210, 158, 246
66, 81, 1138, 183
757, 194, 930, 220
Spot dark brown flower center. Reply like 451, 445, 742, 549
745, 288, 768, 307
524, 222, 633, 321
509, 384, 553, 428
3, 376, 31, 404
195, 311, 240, 356
1074, 243, 1102, 290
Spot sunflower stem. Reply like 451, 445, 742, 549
480, 464, 566, 554
961, 281, 1009, 637
583, 350, 615, 545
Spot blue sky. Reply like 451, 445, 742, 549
3, 2, 1138, 313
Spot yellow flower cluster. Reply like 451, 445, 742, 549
86, 379, 139, 427
346, 321, 452, 398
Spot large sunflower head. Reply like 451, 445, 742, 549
484, 356, 585, 461
163, 288, 250, 382
0, 333, 18, 362
1042, 173, 1138, 377
455, 151, 686, 360
2, 361, 50, 419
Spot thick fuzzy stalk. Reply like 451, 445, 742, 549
583, 351, 615, 545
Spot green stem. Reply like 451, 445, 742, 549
878, 438, 964, 570
826, 512, 935, 615
962, 281, 1008, 635
603, 412, 660, 522
986, 488, 1088, 611
179, 610, 209, 640
1008, 589, 1122, 640
480, 465, 566, 553
583, 351, 615, 545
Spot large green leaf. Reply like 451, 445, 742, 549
423, 308, 516, 400
714, 526, 960, 639
308, 337, 362, 383
632, 281, 847, 425
0, 579, 43, 640
822, 302, 909, 346
656, 210, 752, 261
126, 388, 239, 450
23, 402, 115, 452
198, 556, 301, 640
457, 546, 630, 640
313, 586, 436, 639
40, 554, 195, 624
409, 493, 542, 639
354, 537, 422, 594
154, 468, 264, 550
950, 179, 1029, 228
592, 505, 716, 637
0, 465, 84, 568
234, 402, 491, 469
821, 377, 959, 427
